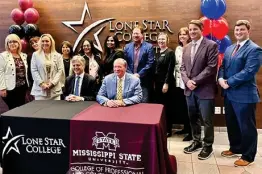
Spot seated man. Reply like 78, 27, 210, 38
64, 55, 96, 102
97, 58, 142, 107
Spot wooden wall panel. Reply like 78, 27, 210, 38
0, 0, 262, 127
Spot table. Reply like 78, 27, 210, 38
0, 101, 177, 174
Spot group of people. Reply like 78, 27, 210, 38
0, 19, 261, 167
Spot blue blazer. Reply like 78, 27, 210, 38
96, 73, 143, 105
124, 41, 154, 84
218, 40, 262, 103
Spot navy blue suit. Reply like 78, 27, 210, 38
124, 41, 154, 102
218, 39, 262, 162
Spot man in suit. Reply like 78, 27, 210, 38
124, 26, 154, 103
181, 20, 218, 160
64, 55, 96, 102
96, 58, 142, 107
218, 20, 262, 166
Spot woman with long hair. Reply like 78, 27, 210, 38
103, 35, 124, 76
78, 39, 102, 92
60, 41, 74, 78
30, 34, 65, 100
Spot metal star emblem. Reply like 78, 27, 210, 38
62, 1, 115, 52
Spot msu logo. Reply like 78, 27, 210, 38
92, 132, 120, 151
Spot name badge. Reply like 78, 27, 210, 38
161, 54, 165, 56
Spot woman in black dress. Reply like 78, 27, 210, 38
154, 33, 176, 137
78, 39, 103, 92
60, 41, 74, 78
103, 35, 124, 76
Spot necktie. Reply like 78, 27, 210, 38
74, 76, 80, 96
116, 78, 123, 100
191, 43, 197, 64
231, 44, 240, 57
133, 46, 140, 73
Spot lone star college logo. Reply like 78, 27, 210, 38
1, 127, 24, 159
62, 1, 115, 52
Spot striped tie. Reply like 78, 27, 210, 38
116, 78, 123, 100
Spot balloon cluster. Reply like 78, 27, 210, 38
9, 0, 40, 51
200, 0, 230, 68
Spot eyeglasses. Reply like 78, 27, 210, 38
8, 40, 18, 44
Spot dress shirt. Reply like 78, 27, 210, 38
74, 72, 84, 95
191, 36, 204, 56
237, 39, 249, 50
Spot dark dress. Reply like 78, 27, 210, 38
154, 48, 176, 134
103, 49, 124, 76
63, 58, 71, 77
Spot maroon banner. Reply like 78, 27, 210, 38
69, 103, 177, 174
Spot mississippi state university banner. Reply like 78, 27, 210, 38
0, 101, 177, 174
69, 103, 177, 174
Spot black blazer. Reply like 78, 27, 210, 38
103, 49, 124, 76
64, 74, 96, 101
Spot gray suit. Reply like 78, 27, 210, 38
181, 37, 218, 147
96, 73, 142, 105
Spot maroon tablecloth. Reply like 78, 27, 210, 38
69, 103, 177, 174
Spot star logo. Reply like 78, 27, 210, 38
62, 1, 115, 52
2, 127, 24, 159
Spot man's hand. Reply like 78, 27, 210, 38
115, 100, 126, 107
218, 78, 229, 89
65, 95, 83, 102
0, 89, 7, 97
106, 100, 119, 108
186, 80, 197, 90
162, 83, 168, 93
134, 73, 140, 78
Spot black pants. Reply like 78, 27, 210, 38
224, 96, 257, 162
186, 92, 214, 147
174, 87, 191, 134
155, 82, 174, 134
2, 85, 27, 110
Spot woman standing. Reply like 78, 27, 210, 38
155, 33, 176, 137
174, 27, 192, 141
0, 34, 29, 109
78, 39, 102, 92
60, 41, 74, 78
103, 35, 124, 76
31, 34, 64, 100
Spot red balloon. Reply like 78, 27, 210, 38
212, 17, 229, 40
11, 8, 25, 25
24, 8, 39, 24
21, 39, 28, 52
18, 0, 33, 11
218, 53, 224, 69
200, 16, 212, 36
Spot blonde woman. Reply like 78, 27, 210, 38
0, 34, 29, 109
31, 34, 65, 100
154, 32, 175, 137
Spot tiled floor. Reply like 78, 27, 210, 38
168, 131, 262, 174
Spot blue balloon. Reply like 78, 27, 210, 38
206, 34, 231, 53
219, 35, 232, 53
201, 0, 227, 19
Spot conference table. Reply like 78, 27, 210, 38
0, 100, 177, 174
